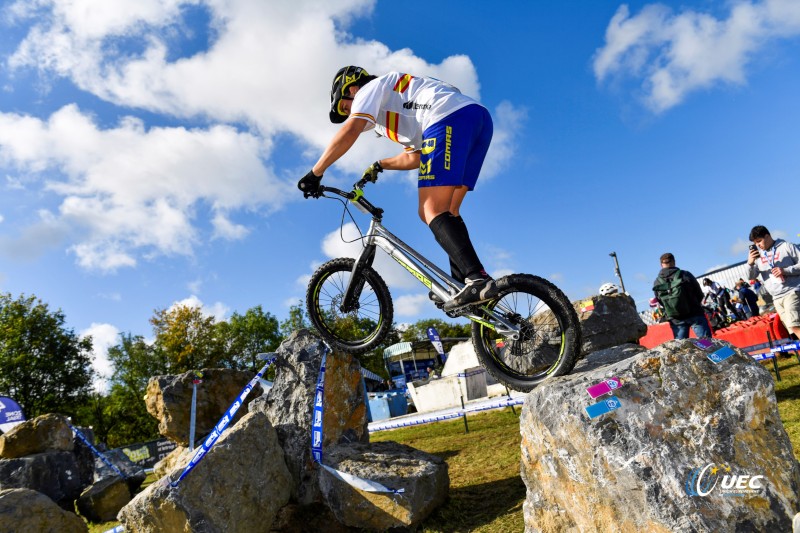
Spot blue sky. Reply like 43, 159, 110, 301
1, 0, 799, 384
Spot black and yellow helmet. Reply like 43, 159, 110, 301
329, 66, 376, 123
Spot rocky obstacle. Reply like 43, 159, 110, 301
0, 450, 83, 510
145, 368, 262, 446
319, 441, 449, 530
119, 410, 292, 532
122, 330, 448, 531
573, 293, 647, 355
77, 476, 131, 522
0, 488, 88, 533
520, 340, 800, 532
0, 413, 73, 458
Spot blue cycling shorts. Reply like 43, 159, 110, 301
418, 104, 493, 190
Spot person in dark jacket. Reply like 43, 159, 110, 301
653, 253, 712, 339
735, 280, 760, 318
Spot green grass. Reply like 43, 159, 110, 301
85, 356, 800, 532
372, 408, 525, 533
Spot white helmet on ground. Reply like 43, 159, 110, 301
599, 283, 620, 296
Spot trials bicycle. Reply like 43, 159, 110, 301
304, 176, 582, 392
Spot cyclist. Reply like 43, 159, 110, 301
298, 66, 498, 310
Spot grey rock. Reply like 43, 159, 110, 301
249, 330, 368, 504
318, 441, 449, 530
72, 426, 96, 490
145, 367, 262, 446
0, 451, 82, 510
521, 339, 800, 532
152, 445, 188, 479
0, 488, 87, 533
573, 293, 647, 355
118, 410, 292, 533
76, 475, 131, 523
0, 413, 73, 458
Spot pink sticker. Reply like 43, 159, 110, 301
586, 377, 622, 399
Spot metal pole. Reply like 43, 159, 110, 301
609, 252, 627, 293
460, 394, 469, 434
505, 386, 517, 416
189, 381, 197, 450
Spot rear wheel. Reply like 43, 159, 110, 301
306, 258, 393, 354
471, 274, 581, 392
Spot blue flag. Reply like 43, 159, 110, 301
426, 327, 444, 357
0, 396, 26, 433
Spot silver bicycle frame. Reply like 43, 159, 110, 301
355, 217, 521, 338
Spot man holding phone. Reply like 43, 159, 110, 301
747, 225, 800, 338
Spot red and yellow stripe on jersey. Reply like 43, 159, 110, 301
392, 74, 413, 93
351, 112, 375, 122
385, 111, 400, 142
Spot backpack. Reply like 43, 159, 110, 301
653, 269, 694, 319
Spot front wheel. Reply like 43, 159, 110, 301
471, 274, 581, 392
306, 258, 394, 354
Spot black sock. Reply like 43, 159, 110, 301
428, 212, 486, 281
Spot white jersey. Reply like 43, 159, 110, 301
348, 72, 480, 151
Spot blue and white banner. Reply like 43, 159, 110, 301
171, 355, 277, 487
426, 327, 444, 358
0, 396, 26, 434
312, 345, 403, 494
69, 424, 128, 480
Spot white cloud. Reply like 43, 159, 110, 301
481, 101, 527, 179
730, 238, 751, 255
0, 105, 289, 270
80, 322, 120, 392
171, 294, 230, 321
549, 272, 564, 282
0, 214, 4, 223
594, 1, 800, 112
394, 293, 432, 317
0, 0, 511, 269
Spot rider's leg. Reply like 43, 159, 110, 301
420, 186, 487, 282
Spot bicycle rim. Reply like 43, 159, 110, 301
477, 288, 568, 383
312, 267, 384, 347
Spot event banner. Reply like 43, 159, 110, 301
115, 438, 178, 469
426, 327, 445, 362
0, 396, 26, 434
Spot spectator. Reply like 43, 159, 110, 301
426, 366, 440, 379
653, 253, 712, 339
735, 280, 760, 318
748, 225, 800, 339
703, 278, 744, 321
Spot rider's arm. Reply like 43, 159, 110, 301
378, 151, 420, 171
312, 117, 369, 176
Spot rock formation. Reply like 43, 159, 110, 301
0, 450, 83, 510
0, 413, 73, 458
574, 293, 647, 355
77, 475, 132, 522
521, 341, 800, 532
0, 488, 88, 533
145, 368, 263, 445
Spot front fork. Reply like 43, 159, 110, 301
341, 244, 376, 312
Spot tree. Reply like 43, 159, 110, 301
280, 302, 310, 338
150, 305, 225, 372
222, 306, 282, 371
78, 333, 164, 446
0, 293, 94, 418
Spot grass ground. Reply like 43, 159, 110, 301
87, 353, 800, 532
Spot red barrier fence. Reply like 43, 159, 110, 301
640, 313, 790, 350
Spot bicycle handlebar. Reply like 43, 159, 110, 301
319, 182, 384, 219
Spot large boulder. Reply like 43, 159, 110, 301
319, 441, 449, 530
573, 293, 647, 355
145, 368, 262, 446
521, 340, 800, 532
0, 488, 87, 533
249, 329, 369, 504
0, 413, 73, 459
76, 475, 132, 523
118, 410, 292, 533
72, 426, 96, 490
0, 451, 82, 510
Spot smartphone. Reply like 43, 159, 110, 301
749, 244, 758, 253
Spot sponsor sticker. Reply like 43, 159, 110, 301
693, 338, 715, 351
708, 346, 736, 364
586, 377, 622, 399
585, 396, 622, 419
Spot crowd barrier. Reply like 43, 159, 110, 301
368, 396, 523, 433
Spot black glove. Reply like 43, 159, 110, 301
361, 161, 383, 183
298, 170, 323, 198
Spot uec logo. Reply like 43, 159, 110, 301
685, 463, 765, 496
